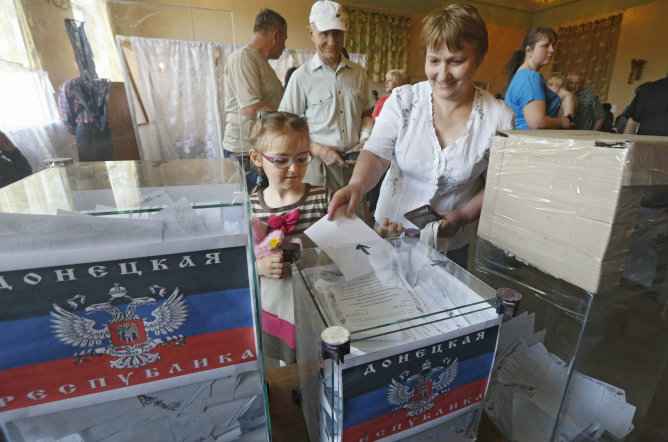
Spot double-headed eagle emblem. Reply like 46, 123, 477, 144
50, 284, 188, 369
386, 358, 459, 416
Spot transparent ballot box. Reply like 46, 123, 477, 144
0, 160, 270, 442
475, 130, 668, 442
293, 238, 503, 442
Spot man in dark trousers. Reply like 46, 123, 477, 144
624, 74, 668, 136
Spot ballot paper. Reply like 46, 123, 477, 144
485, 313, 636, 442
3, 372, 267, 442
304, 214, 394, 281
300, 240, 499, 354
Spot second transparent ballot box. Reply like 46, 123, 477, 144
293, 237, 503, 442
475, 130, 668, 442
0, 160, 270, 442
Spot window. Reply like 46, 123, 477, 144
72, 0, 123, 80
0, 0, 31, 66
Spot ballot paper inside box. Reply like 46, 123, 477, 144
478, 130, 668, 293
294, 238, 503, 442
474, 228, 668, 442
3, 370, 268, 442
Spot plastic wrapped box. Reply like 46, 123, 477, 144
478, 130, 668, 293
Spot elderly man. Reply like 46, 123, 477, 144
567, 73, 605, 131
223, 9, 287, 189
279, 0, 372, 192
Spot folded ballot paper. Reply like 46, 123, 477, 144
479, 130, 668, 293
485, 312, 636, 441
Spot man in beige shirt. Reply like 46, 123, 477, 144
223, 9, 286, 188
279, 0, 372, 192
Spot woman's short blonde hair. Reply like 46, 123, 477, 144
422, 4, 488, 61
385, 69, 409, 85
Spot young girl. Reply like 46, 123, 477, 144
249, 111, 328, 364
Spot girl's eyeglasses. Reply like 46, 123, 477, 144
260, 151, 312, 169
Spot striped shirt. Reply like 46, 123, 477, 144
250, 184, 328, 238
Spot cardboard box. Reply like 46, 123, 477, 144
478, 130, 668, 293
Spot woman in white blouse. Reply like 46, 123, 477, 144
328, 4, 513, 268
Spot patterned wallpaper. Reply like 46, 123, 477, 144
551, 14, 623, 100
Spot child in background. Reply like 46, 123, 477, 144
547, 74, 576, 119
249, 111, 328, 364
372, 69, 409, 120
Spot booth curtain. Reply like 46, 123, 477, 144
119, 37, 236, 161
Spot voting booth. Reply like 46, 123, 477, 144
293, 236, 503, 442
0, 160, 271, 442
475, 131, 668, 441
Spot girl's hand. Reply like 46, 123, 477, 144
257, 252, 289, 279
375, 218, 404, 238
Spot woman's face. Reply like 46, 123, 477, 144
425, 42, 480, 101
527, 37, 555, 69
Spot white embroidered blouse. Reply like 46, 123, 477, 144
364, 81, 514, 251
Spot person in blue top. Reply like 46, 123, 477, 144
504, 27, 573, 130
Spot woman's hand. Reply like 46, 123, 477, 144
257, 252, 289, 279
328, 182, 363, 219
312, 143, 344, 166
438, 211, 465, 238
375, 218, 404, 238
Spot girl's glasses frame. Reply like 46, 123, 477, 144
260, 151, 312, 169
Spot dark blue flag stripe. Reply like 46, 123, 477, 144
0, 288, 252, 370
342, 352, 494, 429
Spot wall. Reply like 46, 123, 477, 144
108, 0, 317, 49
606, 1, 668, 112
532, 0, 666, 113
21, 0, 78, 90
531, 0, 654, 27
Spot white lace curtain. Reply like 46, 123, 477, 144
119, 36, 238, 161
0, 60, 74, 169
120, 37, 368, 161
